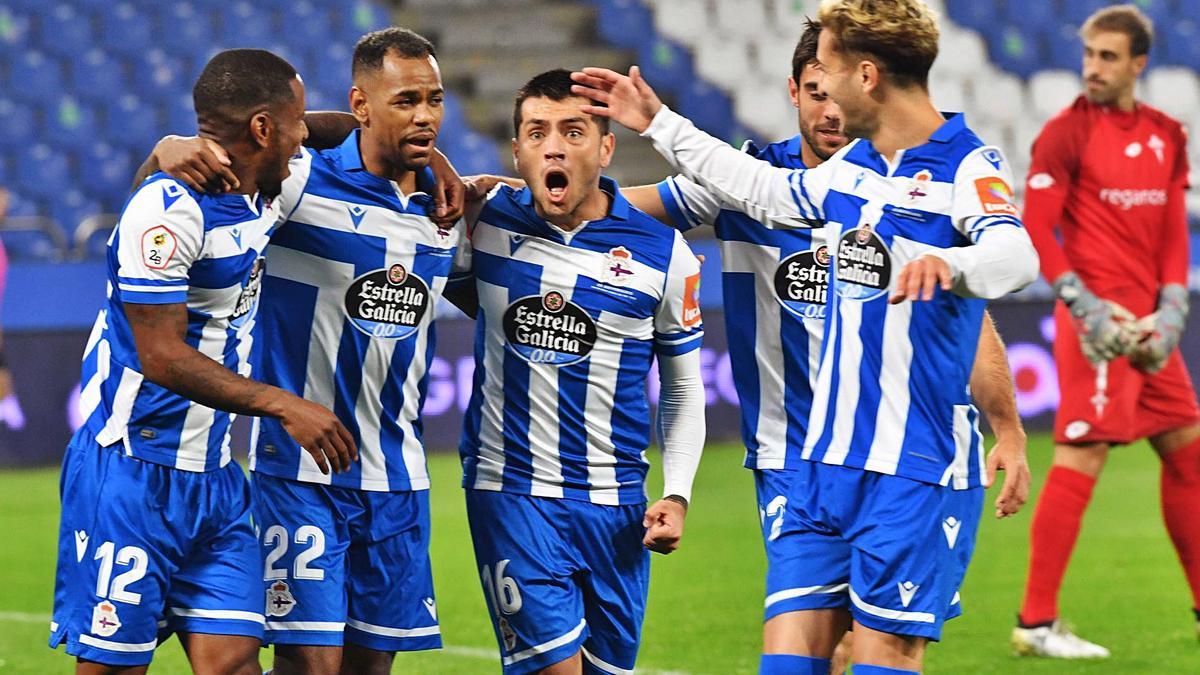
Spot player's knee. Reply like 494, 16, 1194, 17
1052, 442, 1108, 477
339, 644, 393, 675
273, 644, 342, 675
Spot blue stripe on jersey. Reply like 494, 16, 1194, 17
248, 133, 462, 491
77, 174, 276, 472
724, 272, 762, 456
657, 180, 694, 232
612, 337, 654, 504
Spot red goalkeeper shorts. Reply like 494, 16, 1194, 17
1053, 304, 1200, 445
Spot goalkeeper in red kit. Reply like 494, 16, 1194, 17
1013, 4, 1200, 658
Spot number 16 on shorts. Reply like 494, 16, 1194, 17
481, 560, 523, 650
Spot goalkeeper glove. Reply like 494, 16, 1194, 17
1054, 271, 1138, 364
1129, 284, 1189, 374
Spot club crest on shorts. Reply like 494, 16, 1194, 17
601, 246, 635, 285
498, 616, 517, 651
91, 601, 122, 637
266, 581, 296, 617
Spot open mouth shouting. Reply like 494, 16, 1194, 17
544, 168, 570, 206
404, 132, 436, 156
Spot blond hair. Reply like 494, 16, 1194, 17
817, 0, 939, 88
1080, 4, 1153, 57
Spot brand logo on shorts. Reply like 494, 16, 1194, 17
942, 517, 961, 549
897, 581, 919, 608
91, 601, 122, 637
266, 581, 296, 617
74, 530, 89, 562
423, 597, 437, 621
1064, 420, 1091, 441
498, 616, 517, 651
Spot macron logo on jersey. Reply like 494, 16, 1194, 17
162, 184, 184, 210
348, 205, 367, 228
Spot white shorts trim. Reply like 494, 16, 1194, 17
265, 620, 345, 632
764, 583, 849, 609
501, 618, 587, 666
951, 591, 961, 606
849, 588, 935, 624
78, 634, 158, 653
581, 645, 634, 674
345, 618, 441, 638
168, 607, 265, 625
49, 621, 59, 632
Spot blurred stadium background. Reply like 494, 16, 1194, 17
1, 1, 1199, 672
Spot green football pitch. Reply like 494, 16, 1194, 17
1, 434, 1195, 673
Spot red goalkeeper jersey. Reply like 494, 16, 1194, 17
1024, 95, 1190, 315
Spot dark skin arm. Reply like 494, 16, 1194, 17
302, 110, 360, 150
125, 302, 358, 474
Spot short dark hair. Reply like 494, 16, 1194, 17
512, 68, 609, 136
353, 27, 436, 80
791, 19, 822, 83
193, 49, 299, 138
1081, 4, 1154, 57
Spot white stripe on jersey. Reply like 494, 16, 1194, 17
863, 299, 914, 476
583, 322, 621, 505
823, 299, 863, 466
472, 280, 512, 492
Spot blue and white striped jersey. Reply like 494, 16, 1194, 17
657, 135, 822, 471
645, 109, 1037, 489
460, 178, 704, 505
77, 173, 279, 472
248, 131, 469, 491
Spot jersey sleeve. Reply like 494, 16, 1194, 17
653, 231, 704, 356
447, 219, 474, 289
936, 147, 1039, 298
274, 147, 315, 221
642, 106, 828, 228
114, 178, 205, 305
1022, 113, 1084, 283
1161, 120, 1191, 286
656, 174, 723, 232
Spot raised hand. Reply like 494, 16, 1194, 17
570, 66, 664, 134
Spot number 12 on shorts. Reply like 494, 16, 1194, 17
481, 560, 522, 615
93, 541, 148, 605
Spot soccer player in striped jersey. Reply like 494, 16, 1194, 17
572, 0, 1038, 671
457, 69, 705, 674
50, 50, 357, 673
619, 19, 1028, 673
149, 28, 468, 674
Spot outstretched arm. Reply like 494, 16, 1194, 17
970, 311, 1030, 518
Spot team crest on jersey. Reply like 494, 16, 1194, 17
836, 225, 892, 302
141, 225, 177, 270
601, 246, 636, 285
973, 177, 1019, 216
503, 291, 598, 366
904, 170, 932, 204
344, 263, 430, 340
91, 601, 122, 637
266, 581, 296, 617
773, 246, 829, 319
1148, 134, 1165, 163
229, 257, 265, 329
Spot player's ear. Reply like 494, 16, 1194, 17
249, 111, 272, 150
349, 86, 370, 126
860, 60, 880, 95
599, 131, 615, 169
1131, 53, 1148, 78
788, 77, 800, 109
511, 138, 520, 173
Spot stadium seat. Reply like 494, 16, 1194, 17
988, 25, 1045, 79
274, 0, 332, 48
45, 97, 100, 152
101, 3, 154, 57
1162, 20, 1200, 68
441, 132, 503, 176
159, 3, 217, 60
1062, 0, 1110, 25
37, 4, 95, 59
596, 0, 656, 51
969, 69, 1027, 126
163, 94, 198, 137
754, 35, 798, 83
636, 37, 694, 96
712, 0, 770, 42
5, 51, 65, 104
693, 36, 752, 92
310, 43, 354, 105
677, 78, 736, 140
343, 0, 391, 38
3, 189, 40, 218
1004, 0, 1059, 30
735, 74, 793, 140
1028, 69, 1081, 121
218, 2, 276, 48
0, 7, 32, 59
136, 50, 189, 106
651, 0, 709, 49
0, 218, 69, 262
104, 94, 159, 150
0, 99, 36, 151
930, 74, 969, 113
70, 49, 127, 105
1144, 67, 1200, 124
16, 144, 70, 200
935, 27, 992, 79
82, 143, 136, 210
1043, 22, 1082, 71
50, 189, 101, 237
770, 0, 821, 33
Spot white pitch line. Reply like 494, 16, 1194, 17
1, 611, 693, 674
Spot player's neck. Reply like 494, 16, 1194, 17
799, 140, 823, 169
200, 135, 260, 197
869, 91, 945, 162
538, 185, 610, 232
359, 138, 420, 195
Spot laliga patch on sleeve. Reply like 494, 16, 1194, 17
141, 225, 178, 270
682, 272, 702, 328
973, 177, 1020, 216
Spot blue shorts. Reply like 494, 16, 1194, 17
252, 473, 440, 652
766, 461, 984, 640
50, 433, 263, 666
464, 489, 650, 675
